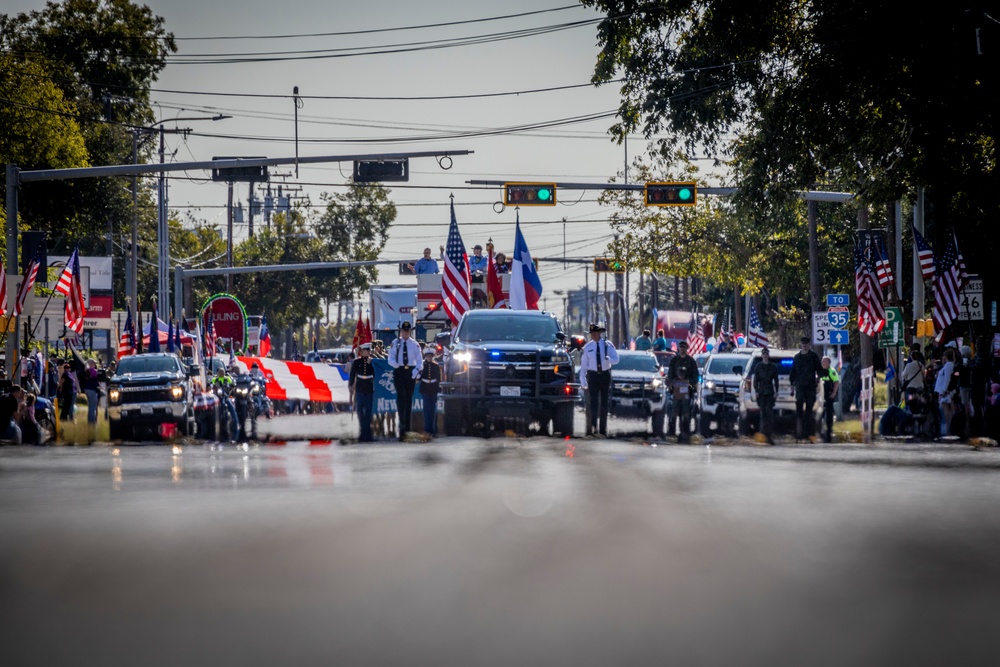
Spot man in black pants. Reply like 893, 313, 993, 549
579, 323, 619, 436
668, 341, 700, 443
388, 322, 422, 441
789, 336, 823, 441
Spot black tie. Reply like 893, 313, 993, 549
597, 341, 603, 371
403, 341, 408, 366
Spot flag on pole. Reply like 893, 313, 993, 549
747, 302, 770, 348
14, 246, 42, 316
686, 311, 706, 354
167, 316, 175, 353
510, 212, 543, 310
147, 299, 161, 352
486, 250, 506, 309
351, 315, 366, 351
136, 299, 143, 354
364, 315, 372, 344
204, 312, 215, 359
855, 241, 886, 337
258, 315, 271, 357
118, 304, 136, 359
0, 258, 7, 316
55, 247, 86, 334
953, 230, 969, 284
441, 198, 471, 325
911, 225, 936, 280
932, 237, 966, 338
875, 236, 894, 290
174, 314, 183, 353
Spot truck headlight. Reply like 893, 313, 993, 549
644, 378, 663, 391
109, 387, 121, 404
169, 384, 185, 401
704, 380, 716, 392
453, 351, 473, 363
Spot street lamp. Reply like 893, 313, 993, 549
128, 114, 229, 318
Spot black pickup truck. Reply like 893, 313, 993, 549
440, 310, 581, 436
108, 353, 199, 440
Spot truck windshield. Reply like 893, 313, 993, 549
115, 356, 181, 375
457, 315, 560, 343
707, 358, 746, 375
615, 354, 660, 372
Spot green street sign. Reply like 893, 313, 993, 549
879, 306, 904, 347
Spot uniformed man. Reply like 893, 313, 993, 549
418, 348, 442, 436
819, 356, 840, 442
388, 321, 422, 440
349, 343, 376, 442
753, 347, 780, 444
579, 323, 619, 436
668, 340, 699, 443
789, 336, 823, 441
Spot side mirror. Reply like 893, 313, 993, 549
188, 364, 201, 378
435, 331, 452, 348
733, 365, 743, 376
555, 332, 566, 342
568, 335, 586, 352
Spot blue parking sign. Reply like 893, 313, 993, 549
829, 329, 849, 346
826, 294, 850, 307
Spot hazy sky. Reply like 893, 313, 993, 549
9, 0, 701, 311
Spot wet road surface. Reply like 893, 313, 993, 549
2, 418, 1000, 666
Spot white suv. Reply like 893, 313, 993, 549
698, 353, 751, 436
737, 348, 824, 436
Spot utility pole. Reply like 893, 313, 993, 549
226, 181, 234, 292
913, 187, 925, 322
808, 199, 821, 312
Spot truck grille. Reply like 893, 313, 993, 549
118, 386, 172, 403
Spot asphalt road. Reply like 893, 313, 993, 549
2, 415, 999, 667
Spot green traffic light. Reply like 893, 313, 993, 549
538, 188, 551, 201
678, 188, 692, 201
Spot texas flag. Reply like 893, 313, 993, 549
510, 212, 542, 310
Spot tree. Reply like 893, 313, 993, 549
313, 181, 397, 300
585, 0, 998, 310
1, 0, 176, 266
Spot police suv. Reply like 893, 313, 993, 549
609, 351, 668, 436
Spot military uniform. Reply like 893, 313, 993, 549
579, 324, 619, 436
418, 352, 442, 435
349, 350, 376, 442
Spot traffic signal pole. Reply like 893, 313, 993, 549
4, 149, 473, 369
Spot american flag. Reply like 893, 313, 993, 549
747, 302, 769, 348
911, 225, 936, 280
855, 241, 886, 337
55, 247, 86, 334
953, 231, 969, 284
118, 305, 136, 358
441, 198, 471, 326
204, 312, 216, 358
932, 238, 966, 336
14, 247, 42, 316
875, 236, 894, 290
686, 311, 706, 354
0, 258, 7, 316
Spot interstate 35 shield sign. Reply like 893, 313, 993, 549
201, 293, 249, 353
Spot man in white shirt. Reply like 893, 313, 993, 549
579, 323, 619, 437
388, 321, 423, 440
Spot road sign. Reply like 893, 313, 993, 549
829, 329, 850, 346
353, 158, 409, 182
878, 306, 904, 347
827, 306, 850, 329
827, 294, 850, 307
211, 156, 269, 183
958, 275, 983, 321
812, 312, 833, 345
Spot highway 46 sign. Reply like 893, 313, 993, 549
959, 275, 983, 321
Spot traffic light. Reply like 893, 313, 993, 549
504, 182, 557, 206
594, 258, 626, 273
644, 181, 697, 207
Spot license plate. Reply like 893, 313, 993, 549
500, 386, 520, 397
140, 405, 153, 415
619, 398, 634, 407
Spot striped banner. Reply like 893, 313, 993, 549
234, 357, 351, 403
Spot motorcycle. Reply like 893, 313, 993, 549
212, 382, 239, 442
34, 396, 56, 444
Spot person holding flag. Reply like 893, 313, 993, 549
510, 212, 542, 310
